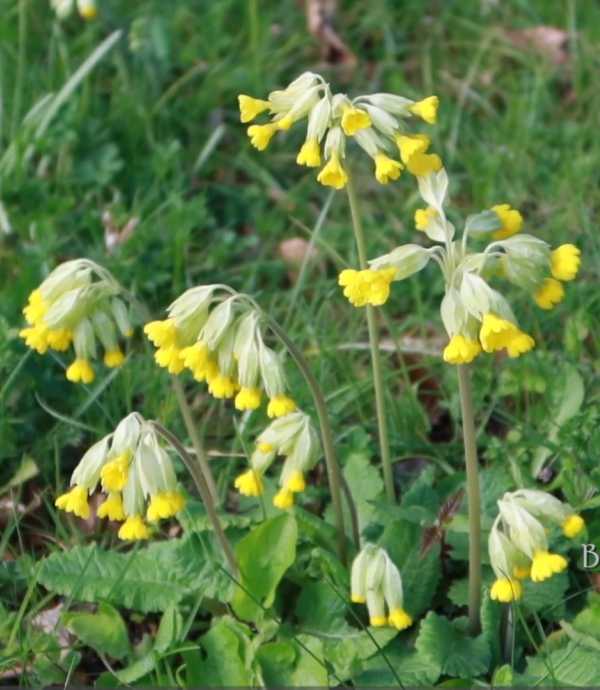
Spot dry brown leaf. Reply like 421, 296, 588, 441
103, 210, 140, 255
504, 26, 569, 65
305, 0, 357, 71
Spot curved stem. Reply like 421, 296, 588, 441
457, 364, 481, 635
120, 288, 219, 505
263, 314, 359, 565
151, 421, 237, 574
346, 173, 395, 504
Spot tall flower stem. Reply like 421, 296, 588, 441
120, 288, 220, 505
151, 421, 237, 575
263, 314, 360, 565
457, 363, 481, 635
346, 173, 395, 503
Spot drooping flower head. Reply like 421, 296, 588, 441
487, 489, 584, 600
51, 0, 97, 20
55, 413, 186, 540
144, 287, 297, 418
338, 168, 581, 365
239, 72, 441, 189
19, 260, 133, 383
350, 544, 413, 630
234, 411, 320, 509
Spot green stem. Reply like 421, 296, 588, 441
457, 364, 481, 635
151, 421, 237, 575
263, 315, 359, 565
120, 288, 220, 505
346, 173, 395, 503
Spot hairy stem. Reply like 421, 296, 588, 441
346, 173, 395, 503
263, 314, 360, 565
151, 421, 237, 574
457, 364, 481, 635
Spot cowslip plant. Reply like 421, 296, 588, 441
51, 0, 97, 20
489, 489, 585, 602
339, 167, 581, 633
240, 73, 443, 504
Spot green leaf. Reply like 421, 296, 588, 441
178, 499, 255, 533
492, 664, 514, 686
184, 621, 251, 686
115, 653, 156, 684
481, 588, 502, 668
524, 642, 600, 685
521, 573, 568, 617
573, 601, 600, 642
559, 620, 600, 652
465, 210, 503, 235
296, 582, 348, 632
233, 514, 297, 621
63, 602, 129, 660
415, 612, 491, 678
255, 635, 328, 687
153, 604, 182, 654
0, 456, 39, 494
355, 646, 441, 687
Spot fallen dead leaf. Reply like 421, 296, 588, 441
504, 25, 569, 65
305, 0, 357, 71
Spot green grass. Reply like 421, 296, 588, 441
2, 0, 600, 685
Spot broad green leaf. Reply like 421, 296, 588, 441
492, 664, 514, 686
233, 514, 297, 621
0, 456, 39, 494
573, 601, 600, 642
293, 507, 340, 552
184, 621, 251, 686
415, 612, 491, 678
560, 620, 600, 652
115, 653, 156, 684
256, 635, 328, 687
481, 588, 502, 668
178, 499, 255, 533
355, 646, 441, 687
62, 602, 129, 660
296, 582, 348, 632
153, 604, 182, 654
521, 573, 568, 617
524, 642, 600, 685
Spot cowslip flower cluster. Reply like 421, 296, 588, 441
239, 72, 441, 190
19, 260, 133, 383
55, 413, 186, 541
339, 169, 581, 364
488, 489, 585, 602
51, 0, 97, 20
234, 411, 320, 509
350, 544, 412, 630
144, 287, 297, 418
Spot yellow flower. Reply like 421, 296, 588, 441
351, 594, 366, 603
414, 207, 438, 231
79, 5, 97, 19
531, 550, 568, 582
273, 489, 294, 509
388, 607, 413, 630
267, 394, 297, 418
479, 314, 517, 353
443, 334, 482, 365
408, 96, 439, 124
193, 358, 219, 383
338, 268, 396, 307
47, 329, 73, 351
490, 578, 522, 602
296, 140, 321, 167
317, 153, 348, 190
19, 325, 51, 354
258, 442, 274, 453
562, 514, 585, 538
533, 278, 565, 310
395, 134, 430, 164
405, 152, 442, 178
144, 319, 177, 349
238, 95, 271, 123
55, 485, 90, 519
146, 491, 186, 522
23, 291, 50, 325
104, 349, 125, 368
97, 492, 126, 521
179, 342, 210, 370
341, 107, 372, 136
208, 373, 237, 399
285, 470, 306, 493
247, 123, 279, 151
374, 154, 403, 184
235, 386, 262, 411
155, 347, 185, 374
370, 616, 388, 627
234, 470, 264, 497
100, 454, 130, 492
513, 565, 531, 580
506, 331, 535, 358
491, 204, 523, 240
551, 244, 581, 281
66, 358, 95, 384
118, 515, 150, 541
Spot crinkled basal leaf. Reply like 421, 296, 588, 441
573, 597, 600, 642
62, 602, 129, 660
255, 635, 329, 688
521, 572, 568, 618
178, 499, 256, 533
524, 643, 600, 686
354, 646, 441, 687
232, 514, 297, 621
481, 587, 502, 668
415, 612, 491, 678
295, 582, 348, 633
38, 537, 230, 613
